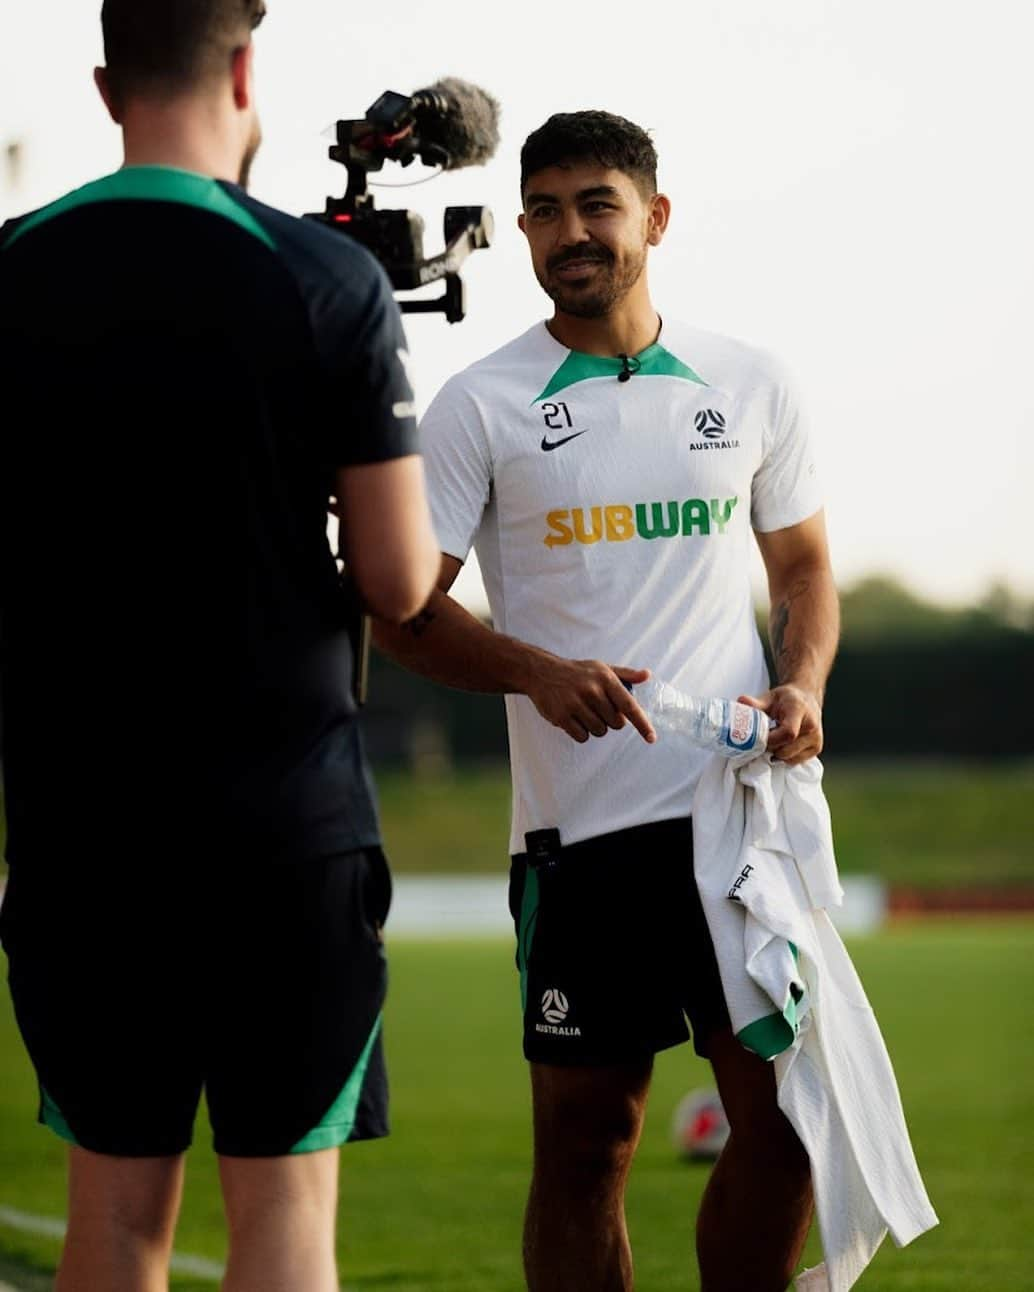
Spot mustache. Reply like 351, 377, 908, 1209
547, 246, 612, 272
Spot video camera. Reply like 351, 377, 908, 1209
306, 78, 498, 323
310, 80, 500, 702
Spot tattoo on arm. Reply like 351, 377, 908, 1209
405, 606, 437, 638
771, 579, 809, 681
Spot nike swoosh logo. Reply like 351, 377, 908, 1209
541, 431, 588, 452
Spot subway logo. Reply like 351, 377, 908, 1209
544, 497, 739, 548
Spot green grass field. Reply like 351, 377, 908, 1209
1, 921, 1032, 1290
374, 759, 1034, 890
3, 760, 1032, 890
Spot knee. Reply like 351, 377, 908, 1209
549, 1134, 637, 1188
711, 1043, 808, 1174
66, 1149, 183, 1249
225, 1185, 329, 1235
535, 1096, 643, 1185
220, 1152, 339, 1241
725, 1109, 811, 1188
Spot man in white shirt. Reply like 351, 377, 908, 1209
376, 110, 840, 1291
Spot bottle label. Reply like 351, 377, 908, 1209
724, 702, 762, 752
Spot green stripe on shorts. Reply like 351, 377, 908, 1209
40, 1086, 80, 1146
290, 1014, 383, 1154
517, 867, 540, 1012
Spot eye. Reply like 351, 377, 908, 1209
583, 201, 616, 214
528, 204, 557, 220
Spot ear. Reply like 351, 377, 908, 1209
646, 192, 671, 247
230, 42, 253, 111
94, 67, 121, 124
517, 211, 527, 236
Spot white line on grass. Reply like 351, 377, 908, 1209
0, 1206, 224, 1280
0, 1204, 362, 1288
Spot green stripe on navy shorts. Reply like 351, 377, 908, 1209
507, 817, 730, 1066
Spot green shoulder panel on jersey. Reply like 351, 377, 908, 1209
532, 342, 707, 405
3, 166, 276, 252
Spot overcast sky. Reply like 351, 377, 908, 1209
3, 0, 1031, 615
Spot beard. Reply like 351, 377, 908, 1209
539, 243, 647, 319
238, 115, 263, 190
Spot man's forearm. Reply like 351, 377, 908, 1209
768, 564, 840, 702
372, 587, 548, 695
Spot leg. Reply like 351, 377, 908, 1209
524, 1059, 652, 1292
55, 1147, 185, 1292
209, 854, 391, 1292
218, 1149, 341, 1292
696, 1029, 813, 1292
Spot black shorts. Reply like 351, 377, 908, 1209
0, 849, 391, 1157
508, 817, 729, 1065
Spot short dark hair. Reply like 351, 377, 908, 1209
520, 110, 658, 201
101, 0, 266, 103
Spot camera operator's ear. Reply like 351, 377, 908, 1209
230, 43, 255, 111
94, 67, 122, 125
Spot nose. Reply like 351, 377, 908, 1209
556, 205, 590, 248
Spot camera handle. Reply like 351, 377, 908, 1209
319, 189, 493, 324
329, 512, 372, 707
392, 206, 494, 324
352, 610, 372, 707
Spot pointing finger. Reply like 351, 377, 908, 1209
608, 674, 655, 743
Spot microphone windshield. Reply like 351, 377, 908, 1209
414, 77, 501, 169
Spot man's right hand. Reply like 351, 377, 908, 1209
524, 660, 656, 744
374, 556, 655, 745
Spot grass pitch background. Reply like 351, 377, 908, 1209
1, 921, 1032, 1290
374, 760, 1034, 890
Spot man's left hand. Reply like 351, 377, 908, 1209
738, 685, 823, 765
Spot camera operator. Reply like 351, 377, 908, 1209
0, 3, 438, 1289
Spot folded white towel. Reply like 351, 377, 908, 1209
693, 754, 938, 1291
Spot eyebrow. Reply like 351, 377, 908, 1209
524, 185, 622, 206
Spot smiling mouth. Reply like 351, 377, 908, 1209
551, 259, 607, 277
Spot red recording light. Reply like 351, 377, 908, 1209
333, 214, 353, 224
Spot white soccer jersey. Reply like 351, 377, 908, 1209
421, 320, 822, 854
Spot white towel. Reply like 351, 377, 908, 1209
692, 754, 938, 1292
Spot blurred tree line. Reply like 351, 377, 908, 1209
364, 575, 1034, 767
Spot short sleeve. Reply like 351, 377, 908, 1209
420, 377, 493, 561
0, 216, 26, 249
324, 266, 419, 468
750, 355, 823, 533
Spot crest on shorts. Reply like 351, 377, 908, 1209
541, 988, 569, 1023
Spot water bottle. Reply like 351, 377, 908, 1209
628, 676, 772, 758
